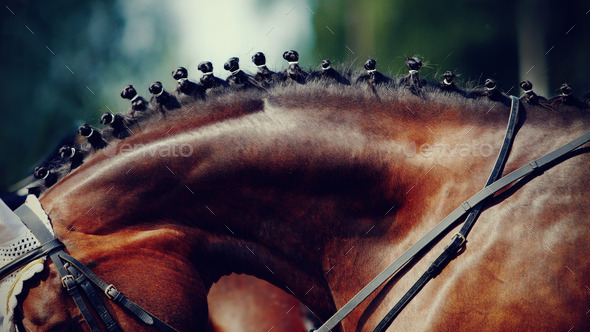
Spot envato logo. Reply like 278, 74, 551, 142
401, 141, 494, 158
104, 142, 193, 158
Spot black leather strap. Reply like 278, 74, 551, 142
373, 96, 521, 331
13, 204, 101, 331
66, 263, 122, 332
316, 131, 590, 330
59, 253, 177, 332
10, 202, 178, 332
0, 238, 63, 281
50, 249, 102, 332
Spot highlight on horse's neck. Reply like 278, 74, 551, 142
19, 50, 588, 331
35, 92, 517, 326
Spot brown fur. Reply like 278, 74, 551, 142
208, 274, 307, 332
15, 82, 590, 331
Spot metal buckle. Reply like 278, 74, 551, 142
461, 201, 471, 212
529, 160, 539, 170
105, 284, 119, 300
61, 275, 75, 290
451, 233, 466, 252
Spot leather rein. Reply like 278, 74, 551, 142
1, 97, 588, 332
316, 96, 590, 331
0, 204, 177, 331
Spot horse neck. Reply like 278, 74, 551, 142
36, 91, 580, 328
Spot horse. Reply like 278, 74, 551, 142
3, 50, 590, 331
208, 274, 310, 332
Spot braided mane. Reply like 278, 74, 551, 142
30, 52, 590, 195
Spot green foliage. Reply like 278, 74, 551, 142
0, 0, 174, 191
311, 0, 590, 91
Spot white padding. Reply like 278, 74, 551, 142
0, 195, 54, 332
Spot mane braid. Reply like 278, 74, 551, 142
28, 52, 589, 196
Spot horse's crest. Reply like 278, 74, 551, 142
1, 49, 589, 331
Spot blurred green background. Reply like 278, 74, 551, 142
1, 0, 589, 192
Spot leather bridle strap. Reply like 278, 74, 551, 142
13, 203, 104, 332
12, 204, 178, 332
0, 238, 63, 282
64, 262, 121, 331
315, 129, 590, 331
373, 96, 521, 331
